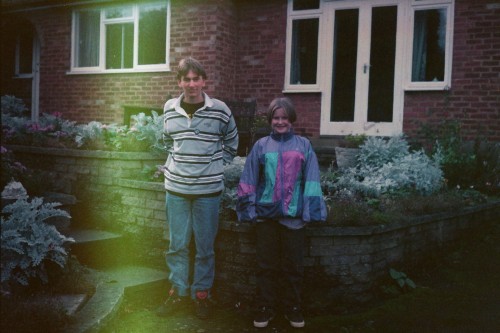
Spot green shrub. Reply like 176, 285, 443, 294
1, 182, 74, 290
1, 147, 55, 196
336, 136, 443, 196
73, 112, 166, 153
129, 111, 166, 153
343, 134, 367, 148
1, 95, 28, 116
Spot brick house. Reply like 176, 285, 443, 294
1, 0, 499, 151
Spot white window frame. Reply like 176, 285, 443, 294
404, 0, 454, 91
69, 1, 170, 74
283, 0, 324, 93
319, 0, 406, 137
284, 0, 456, 137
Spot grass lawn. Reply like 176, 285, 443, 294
101, 223, 500, 333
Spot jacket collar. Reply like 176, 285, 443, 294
270, 128, 294, 142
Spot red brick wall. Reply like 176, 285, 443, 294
1, 0, 498, 142
403, 0, 500, 142
232, 1, 323, 138
13, 7, 176, 124
2, 0, 239, 124
170, 0, 238, 101
233, 0, 287, 111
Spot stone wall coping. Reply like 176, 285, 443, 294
220, 200, 500, 236
117, 178, 164, 191
6, 144, 164, 161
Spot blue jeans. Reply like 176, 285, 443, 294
165, 192, 221, 299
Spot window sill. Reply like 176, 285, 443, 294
404, 84, 451, 92
282, 87, 321, 94
66, 67, 171, 75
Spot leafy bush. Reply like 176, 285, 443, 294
416, 120, 500, 194
1, 146, 55, 196
1, 182, 74, 290
129, 111, 166, 153
336, 136, 443, 197
1, 95, 28, 116
75, 122, 123, 150
3, 111, 79, 148
73, 113, 166, 153
357, 135, 410, 168
342, 134, 367, 148
2, 95, 166, 154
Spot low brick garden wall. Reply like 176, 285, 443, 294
7, 145, 500, 310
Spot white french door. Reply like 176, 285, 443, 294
320, 0, 405, 136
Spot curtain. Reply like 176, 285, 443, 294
412, 10, 427, 82
77, 10, 100, 67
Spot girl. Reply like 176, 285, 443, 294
236, 97, 327, 328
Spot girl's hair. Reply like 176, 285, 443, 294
266, 97, 297, 124
176, 57, 207, 80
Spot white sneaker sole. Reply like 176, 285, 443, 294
253, 315, 274, 328
253, 320, 269, 328
285, 315, 305, 328
289, 321, 305, 328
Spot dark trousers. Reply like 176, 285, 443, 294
255, 220, 305, 310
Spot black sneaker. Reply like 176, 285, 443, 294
155, 289, 188, 317
194, 290, 210, 320
285, 306, 305, 328
253, 306, 275, 328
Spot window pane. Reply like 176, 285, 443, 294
367, 6, 397, 122
290, 18, 318, 84
18, 28, 33, 74
293, 0, 319, 10
138, 4, 167, 65
331, 9, 358, 122
412, 8, 446, 82
106, 23, 134, 69
105, 6, 133, 19
76, 10, 100, 67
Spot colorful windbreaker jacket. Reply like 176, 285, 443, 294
236, 130, 327, 223
163, 93, 238, 195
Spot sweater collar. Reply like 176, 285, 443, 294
174, 92, 213, 115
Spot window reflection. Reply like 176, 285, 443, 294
17, 28, 33, 74
293, 0, 319, 11
290, 18, 318, 84
106, 23, 134, 69
331, 9, 358, 121
412, 8, 446, 82
138, 4, 167, 65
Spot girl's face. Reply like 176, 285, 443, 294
271, 107, 292, 134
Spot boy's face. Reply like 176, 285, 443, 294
178, 70, 205, 103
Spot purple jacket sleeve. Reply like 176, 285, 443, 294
236, 143, 260, 222
302, 142, 327, 222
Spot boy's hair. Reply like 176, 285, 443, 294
176, 57, 207, 80
267, 97, 297, 124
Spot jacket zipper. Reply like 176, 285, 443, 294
279, 134, 285, 215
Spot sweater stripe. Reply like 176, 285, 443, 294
163, 93, 238, 194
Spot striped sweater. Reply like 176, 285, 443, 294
163, 93, 238, 195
